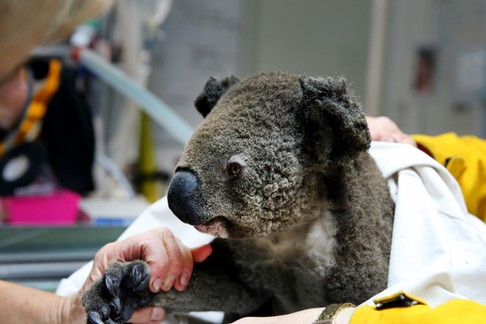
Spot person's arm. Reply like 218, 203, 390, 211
229, 307, 324, 324
0, 280, 84, 324
0, 227, 212, 324
229, 307, 354, 324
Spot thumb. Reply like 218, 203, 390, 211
191, 244, 212, 263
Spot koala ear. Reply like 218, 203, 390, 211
194, 75, 240, 118
299, 75, 370, 162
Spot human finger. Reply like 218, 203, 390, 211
398, 134, 417, 146
144, 228, 192, 292
129, 306, 167, 323
367, 116, 403, 141
170, 236, 195, 292
170, 243, 213, 291
191, 244, 213, 263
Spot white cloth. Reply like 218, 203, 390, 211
367, 142, 486, 306
56, 142, 486, 319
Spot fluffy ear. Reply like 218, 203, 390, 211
299, 75, 370, 162
194, 75, 240, 118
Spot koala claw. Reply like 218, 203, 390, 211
82, 261, 155, 324
87, 312, 106, 324
129, 262, 151, 293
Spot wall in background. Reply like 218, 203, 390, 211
148, 0, 244, 175
383, 0, 486, 137
149, 0, 374, 179
150, 0, 486, 184
240, 0, 372, 102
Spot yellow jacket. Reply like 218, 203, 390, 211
350, 292, 486, 323
411, 133, 486, 222
348, 136, 486, 323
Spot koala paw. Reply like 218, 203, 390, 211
82, 260, 155, 324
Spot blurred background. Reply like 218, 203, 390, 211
30, 0, 486, 201
92, 0, 486, 200
2, 0, 486, 291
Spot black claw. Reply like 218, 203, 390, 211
84, 262, 155, 324
87, 311, 105, 324
105, 274, 120, 296
130, 263, 143, 280
130, 264, 150, 292
122, 306, 135, 323
109, 297, 122, 322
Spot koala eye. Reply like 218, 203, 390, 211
226, 161, 243, 177
225, 154, 247, 178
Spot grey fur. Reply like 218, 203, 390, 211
82, 72, 395, 324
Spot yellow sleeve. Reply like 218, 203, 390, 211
411, 133, 486, 222
351, 296, 486, 324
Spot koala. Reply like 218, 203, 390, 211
82, 72, 395, 324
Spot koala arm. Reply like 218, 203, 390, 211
157, 237, 327, 316
152, 238, 270, 316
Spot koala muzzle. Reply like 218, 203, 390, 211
167, 170, 204, 225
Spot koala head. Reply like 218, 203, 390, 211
168, 72, 370, 239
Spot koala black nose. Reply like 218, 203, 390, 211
167, 170, 203, 225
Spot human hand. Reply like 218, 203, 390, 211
76, 227, 212, 323
366, 116, 417, 146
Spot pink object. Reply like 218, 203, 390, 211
1, 189, 81, 225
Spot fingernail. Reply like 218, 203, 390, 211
152, 278, 162, 292
151, 307, 165, 321
162, 276, 175, 291
179, 272, 190, 289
